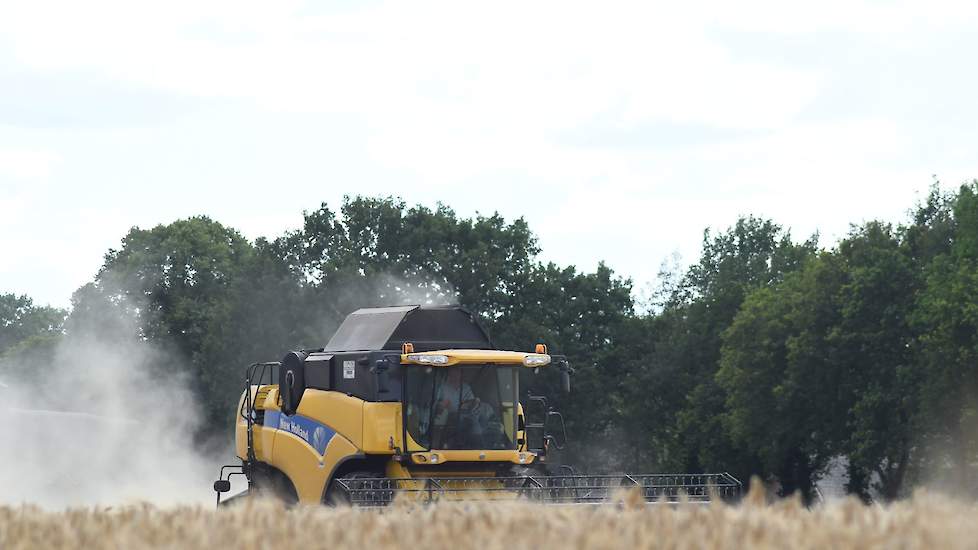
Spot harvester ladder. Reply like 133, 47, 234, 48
242, 362, 279, 465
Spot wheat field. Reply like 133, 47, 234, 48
3, 487, 977, 550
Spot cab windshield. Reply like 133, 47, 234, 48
404, 365, 518, 450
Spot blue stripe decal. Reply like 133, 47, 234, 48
264, 410, 336, 456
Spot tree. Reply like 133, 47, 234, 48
70, 216, 259, 432
647, 216, 817, 482
275, 197, 539, 319
717, 254, 843, 502
912, 181, 978, 493
831, 222, 919, 500
0, 294, 67, 357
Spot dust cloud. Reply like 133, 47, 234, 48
0, 271, 464, 509
0, 322, 218, 508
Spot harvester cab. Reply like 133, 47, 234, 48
214, 305, 740, 506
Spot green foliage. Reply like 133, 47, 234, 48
714, 182, 978, 500
0, 294, 67, 358
648, 217, 818, 484
911, 182, 978, 491
829, 223, 919, 500
275, 197, 538, 317
66, 217, 262, 435
718, 255, 843, 501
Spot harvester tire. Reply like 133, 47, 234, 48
325, 471, 382, 506
253, 467, 299, 505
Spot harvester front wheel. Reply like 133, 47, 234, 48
252, 466, 299, 505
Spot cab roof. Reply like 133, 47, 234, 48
324, 305, 493, 352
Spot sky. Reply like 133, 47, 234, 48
1, 0, 976, 309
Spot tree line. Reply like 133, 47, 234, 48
2, 184, 976, 502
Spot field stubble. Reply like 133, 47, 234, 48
2, 487, 977, 550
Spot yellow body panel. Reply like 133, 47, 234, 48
516, 402, 526, 451
292, 391, 406, 454
361, 402, 401, 453
295, 389, 363, 448
386, 460, 411, 479
271, 429, 359, 504
404, 430, 426, 452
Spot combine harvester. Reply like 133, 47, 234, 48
214, 306, 741, 506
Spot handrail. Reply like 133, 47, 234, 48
243, 362, 279, 466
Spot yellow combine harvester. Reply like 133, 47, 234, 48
213, 306, 740, 506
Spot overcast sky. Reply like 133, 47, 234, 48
2, 0, 976, 308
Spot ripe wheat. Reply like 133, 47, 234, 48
2, 489, 976, 549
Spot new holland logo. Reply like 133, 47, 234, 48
279, 416, 310, 442
269, 412, 333, 455
312, 426, 328, 454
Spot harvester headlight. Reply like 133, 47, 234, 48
518, 452, 531, 464
430, 453, 440, 463
523, 354, 551, 367
407, 354, 450, 365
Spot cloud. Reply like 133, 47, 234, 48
702, 0, 978, 35
0, 147, 60, 180
0, 0, 975, 308
0, 2, 817, 121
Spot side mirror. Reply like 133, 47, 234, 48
213, 480, 231, 493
